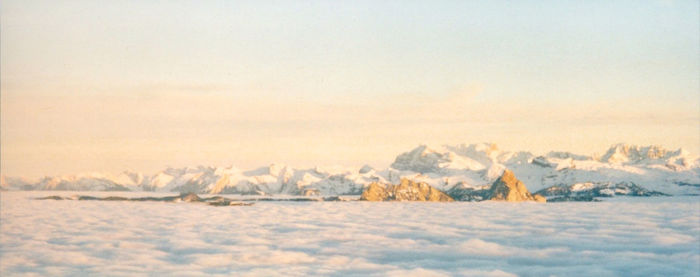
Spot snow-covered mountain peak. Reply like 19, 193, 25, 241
545, 151, 591, 161
359, 165, 374, 174
3, 142, 698, 196
467, 142, 500, 155
444, 143, 502, 166
113, 171, 146, 186
243, 163, 287, 177
268, 163, 288, 176
391, 144, 494, 173
390, 145, 451, 173
600, 143, 694, 166
446, 142, 500, 156
392, 143, 533, 175
213, 166, 239, 176
161, 166, 203, 176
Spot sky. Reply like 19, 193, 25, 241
1, 0, 699, 178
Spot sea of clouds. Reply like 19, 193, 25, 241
1, 192, 698, 276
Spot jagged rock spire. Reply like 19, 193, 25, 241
488, 170, 546, 202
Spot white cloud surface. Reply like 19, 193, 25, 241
1, 192, 699, 276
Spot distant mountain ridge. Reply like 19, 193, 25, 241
2, 143, 699, 196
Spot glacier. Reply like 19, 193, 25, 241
2, 143, 699, 196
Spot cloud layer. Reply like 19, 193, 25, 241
1, 192, 698, 276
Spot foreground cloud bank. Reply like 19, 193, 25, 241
1, 192, 698, 276
2, 143, 699, 196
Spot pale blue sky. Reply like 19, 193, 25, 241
2, 0, 699, 177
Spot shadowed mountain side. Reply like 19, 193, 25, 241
37, 193, 254, 206
535, 181, 669, 202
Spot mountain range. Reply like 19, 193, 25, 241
2, 143, 699, 196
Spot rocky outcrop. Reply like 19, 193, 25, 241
447, 183, 488, 201
447, 170, 546, 202
533, 194, 547, 202
535, 181, 668, 201
487, 170, 546, 202
37, 193, 254, 206
360, 178, 454, 202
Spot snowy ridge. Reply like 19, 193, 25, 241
2, 143, 699, 195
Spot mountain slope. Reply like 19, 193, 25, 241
360, 178, 454, 202
3, 143, 698, 196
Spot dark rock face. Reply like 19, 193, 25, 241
547, 195, 600, 202
37, 195, 64, 200
207, 198, 254, 206
486, 170, 546, 202
359, 165, 374, 174
102, 196, 129, 201
360, 179, 454, 202
36, 193, 253, 206
302, 189, 320, 196
536, 181, 668, 201
676, 182, 700, 188
447, 183, 488, 201
179, 192, 202, 202
531, 156, 556, 168
102, 184, 131, 191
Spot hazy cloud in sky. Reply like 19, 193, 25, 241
1, 0, 698, 177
